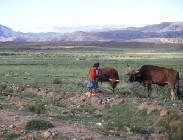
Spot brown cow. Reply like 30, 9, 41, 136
98, 67, 119, 93
127, 65, 180, 100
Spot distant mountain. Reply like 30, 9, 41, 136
0, 22, 183, 42
0, 24, 13, 37
136, 22, 183, 32
52, 25, 131, 33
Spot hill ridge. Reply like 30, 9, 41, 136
0, 22, 183, 42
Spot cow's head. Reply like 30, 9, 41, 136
109, 78, 119, 89
127, 70, 141, 82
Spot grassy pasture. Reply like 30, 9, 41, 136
0, 42, 183, 139
0, 43, 183, 97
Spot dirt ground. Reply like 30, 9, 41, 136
0, 87, 127, 140
0, 107, 123, 140
0, 85, 183, 140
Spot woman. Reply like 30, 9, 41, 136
87, 62, 100, 96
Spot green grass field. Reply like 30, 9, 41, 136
0, 43, 183, 96
0, 42, 183, 139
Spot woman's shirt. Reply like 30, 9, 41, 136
89, 67, 96, 80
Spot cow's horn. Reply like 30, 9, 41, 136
136, 70, 140, 73
109, 79, 119, 82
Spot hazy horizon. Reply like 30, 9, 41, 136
1, 0, 183, 33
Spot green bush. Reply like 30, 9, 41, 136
25, 119, 53, 130
52, 78, 62, 84
3, 132, 20, 140
0, 83, 7, 92
27, 99, 46, 114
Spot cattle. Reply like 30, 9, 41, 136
97, 67, 119, 93
127, 65, 180, 100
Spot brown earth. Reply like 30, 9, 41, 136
0, 106, 121, 140
0, 84, 183, 140
0, 85, 127, 140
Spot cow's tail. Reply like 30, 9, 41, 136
176, 72, 180, 99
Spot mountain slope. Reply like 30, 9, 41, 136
0, 22, 183, 42
137, 22, 183, 32
0, 24, 15, 37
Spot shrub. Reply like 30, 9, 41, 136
52, 78, 62, 84
27, 99, 46, 114
3, 132, 20, 140
0, 83, 7, 92
25, 119, 53, 131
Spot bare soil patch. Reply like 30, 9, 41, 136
0, 107, 121, 140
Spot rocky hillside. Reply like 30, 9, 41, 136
0, 22, 183, 42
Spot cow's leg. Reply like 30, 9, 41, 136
110, 81, 117, 94
170, 88, 176, 100
170, 85, 177, 100
143, 81, 152, 98
168, 82, 177, 100
147, 83, 152, 98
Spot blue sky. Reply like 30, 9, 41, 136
0, 0, 183, 32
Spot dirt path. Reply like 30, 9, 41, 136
0, 108, 120, 140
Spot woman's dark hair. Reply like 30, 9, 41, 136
94, 62, 100, 67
